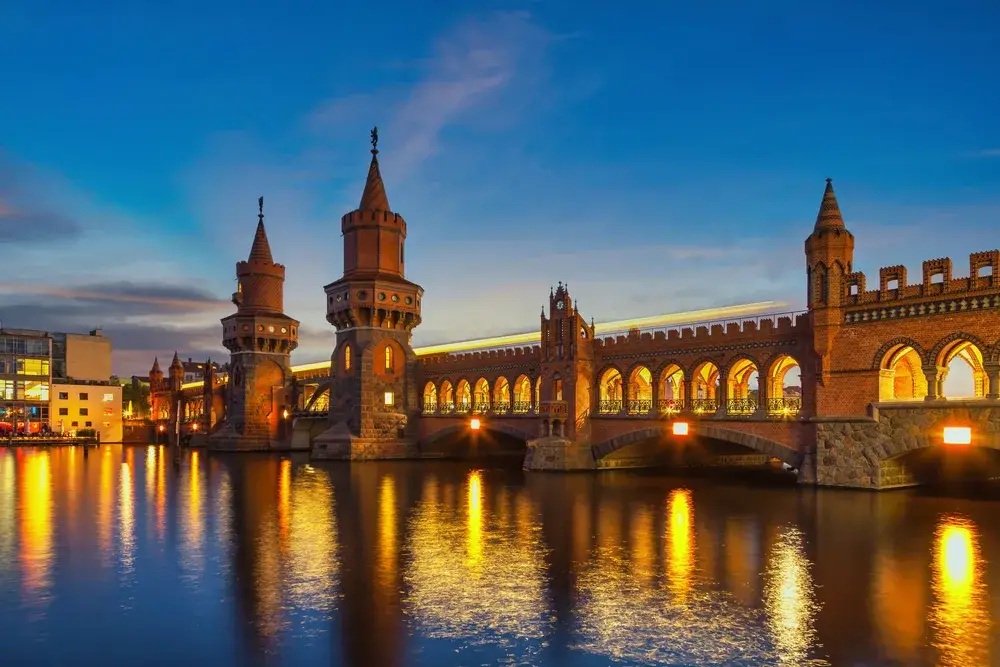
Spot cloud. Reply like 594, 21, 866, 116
964, 148, 1000, 158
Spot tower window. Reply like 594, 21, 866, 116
385, 345, 394, 370
344, 346, 351, 371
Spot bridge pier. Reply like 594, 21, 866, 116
312, 421, 418, 461
523, 436, 596, 471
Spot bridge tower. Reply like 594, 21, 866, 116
313, 128, 424, 460
148, 357, 165, 420
209, 198, 299, 451
539, 282, 596, 439
805, 178, 854, 409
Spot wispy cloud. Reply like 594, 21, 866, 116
963, 148, 1000, 158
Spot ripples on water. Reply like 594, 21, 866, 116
0, 446, 997, 667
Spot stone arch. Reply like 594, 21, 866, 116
421, 421, 534, 448
512, 374, 532, 413
455, 378, 472, 412
929, 332, 989, 366
492, 376, 511, 412
473, 377, 491, 412
422, 381, 438, 412
625, 363, 653, 415
655, 361, 685, 410
990, 341, 1000, 365
723, 354, 760, 415
761, 352, 803, 415
591, 424, 803, 469
872, 338, 926, 370
439, 380, 455, 412
596, 364, 624, 414
302, 380, 332, 413
688, 357, 721, 410
931, 333, 988, 398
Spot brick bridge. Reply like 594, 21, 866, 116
148, 137, 1000, 490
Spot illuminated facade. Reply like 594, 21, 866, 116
50, 383, 122, 441
148, 134, 1000, 488
0, 330, 52, 434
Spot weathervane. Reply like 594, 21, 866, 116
258, 196, 264, 219
370, 126, 379, 153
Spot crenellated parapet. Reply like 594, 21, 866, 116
419, 345, 542, 369
593, 313, 809, 352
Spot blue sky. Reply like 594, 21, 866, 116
0, 0, 998, 375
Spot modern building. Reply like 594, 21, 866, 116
0, 325, 122, 441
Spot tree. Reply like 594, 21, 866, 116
122, 383, 151, 419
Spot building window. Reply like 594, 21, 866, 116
79, 408, 88, 416
85, 421, 92, 428
79, 392, 89, 400
59, 392, 68, 400
384, 391, 394, 407
16, 359, 50, 376
344, 346, 351, 371
102, 421, 111, 428
59, 408, 68, 416
103, 393, 114, 402
71, 421, 79, 427
104, 408, 113, 416
385, 346, 393, 370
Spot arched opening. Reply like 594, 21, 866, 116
455, 380, 472, 413
343, 345, 352, 372
626, 366, 653, 415
513, 375, 532, 414
534, 377, 541, 411
938, 340, 987, 399
879, 345, 927, 401
421, 423, 531, 461
691, 361, 720, 413
473, 378, 490, 414
439, 381, 455, 414
598, 367, 624, 414
384, 345, 393, 371
766, 355, 802, 416
576, 369, 592, 422
726, 359, 759, 416
657, 364, 685, 415
493, 377, 511, 413
422, 382, 438, 414
880, 443, 1000, 490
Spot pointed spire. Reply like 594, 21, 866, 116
359, 126, 390, 211
151, 357, 161, 373
814, 178, 845, 231
248, 196, 274, 263
171, 351, 182, 366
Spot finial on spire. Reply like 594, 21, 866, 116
258, 196, 264, 219
359, 127, 390, 211
370, 126, 379, 154
814, 177, 845, 231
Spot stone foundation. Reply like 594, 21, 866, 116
312, 422, 417, 460
523, 437, 596, 471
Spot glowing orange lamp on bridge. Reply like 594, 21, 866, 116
672, 421, 689, 436
942, 426, 971, 445
469, 418, 481, 431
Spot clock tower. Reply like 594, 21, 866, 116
539, 282, 595, 439
313, 128, 424, 460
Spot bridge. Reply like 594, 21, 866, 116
145, 136, 1000, 490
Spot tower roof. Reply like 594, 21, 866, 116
150, 357, 161, 373
171, 351, 182, 367
359, 127, 390, 211
814, 178, 845, 231
248, 196, 274, 263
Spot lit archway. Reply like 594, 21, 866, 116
493, 377, 511, 413
440, 381, 455, 413
626, 366, 653, 415
598, 367, 623, 414
513, 375, 532, 413
938, 340, 987, 399
726, 358, 759, 415
691, 361, 720, 413
534, 376, 541, 410
879, 345, 927, 401
422, 382, 438, 414
473, 378, 490, 413
657, 364, 684, 414
456, 380, 472, 413
766, 355, 802, 416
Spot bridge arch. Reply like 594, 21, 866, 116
302, 380, 332, 412
420, 422, 534, 449
422, 381, 437, 411
875, 339, 927, 401
512, 374, 532, 412
871, 337, 926, 370
689, 358, 721, 406
625, 363, 653, 415
596, 364, 624, 414
455, 378, 472, 411
931, 333, 989, 398
439, 380, 455, 409
591, 424, 803, 469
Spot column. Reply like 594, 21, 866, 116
922, 366, 941, 401
714, 377, 728, 418
985, 362, 1000, 400
754, 372, 769, 417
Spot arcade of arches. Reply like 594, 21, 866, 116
878, 338, 992, 401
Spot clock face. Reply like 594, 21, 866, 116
556, 300, 565, 310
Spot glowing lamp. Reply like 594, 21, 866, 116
470, 418, 481, 431
943, 426, 971, 445
282, 409, 289, 419
384, 391, 394, 406
672, 421, 689, 436
158, 425, 165, 432
192, 423, 198, 431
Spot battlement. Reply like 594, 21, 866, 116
843, 250, 999, 305
419, 345, 542, 368
341, 209, 408, 234
593, 311, 809, 351
236, 259, 286, 278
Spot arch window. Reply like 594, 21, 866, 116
938, 339, 987, 399
626, 366, 652, 415
384, 345, 393, 371
455, 380, 472, 414
343, 345, 352, 371
879, 345, 926, 401
513, 375, 532, 413
598, 367, 623, 414
726, 359, 759, 415
439, 381, 455, 413
473, 378, 490, 414
493, 377, 511, 413
657, 364, 685, 414
691, 361, 720, 413
422, 382, 438, 414
766, 355, 802, 415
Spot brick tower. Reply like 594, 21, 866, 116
209, 197, 299, 451
539, 282, 596, 439
313, 128, 424, 460
805, 178, 854, 409
148, 357, 165, 420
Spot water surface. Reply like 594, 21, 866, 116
0, 445, 997, 666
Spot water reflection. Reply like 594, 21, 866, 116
0, 448, 998, 667
930, 515, 991, 667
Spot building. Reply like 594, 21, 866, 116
0, 325, 122, 441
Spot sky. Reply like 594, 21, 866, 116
0, 0, 998, 377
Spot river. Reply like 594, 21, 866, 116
0, 445, 997, 666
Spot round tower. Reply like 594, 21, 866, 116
149, 357, 163, 392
